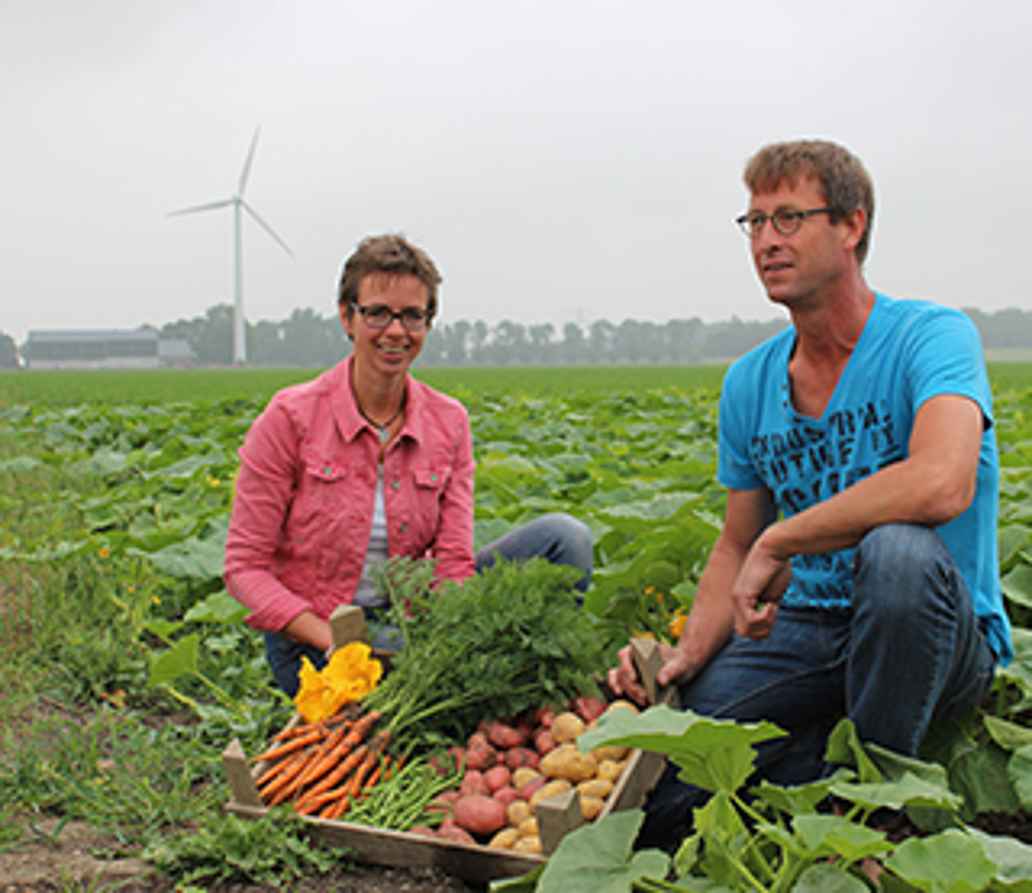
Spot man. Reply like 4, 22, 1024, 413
608, 139, 1013, 849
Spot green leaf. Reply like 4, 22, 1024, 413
1002, 563, 1032, 610
488, 866, 543, 893
791, 862, 872, 893
536, 810, 669, 893
964, 827, 1032, 892
1008, 744, 1032, 810
948, 741, 1022, 815
884, 829, 996, 893
183, 590, 247, 625
752, 768, 855, 816
791, 813, 893, 862
984, 714, 1032, 752
830, 771, 962, 813
578, 704, 786, 794
0, 456, 42, 473
824, 718, 883, 782
148, 634, 200, 686
130, 532, 226, 581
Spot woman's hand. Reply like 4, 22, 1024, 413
607, 640, 696, 706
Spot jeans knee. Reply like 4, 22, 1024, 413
854, 523, 950, 620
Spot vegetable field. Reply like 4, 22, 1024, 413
1, 364, 1032, 892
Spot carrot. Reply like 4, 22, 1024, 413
321, 794, 350, 821
301, 743, 370, 802
342, 709, 382, 749
251, 727, 324, 764
346, 748, 380, 798
258, 752, 310, 804
293, 724, 349, 789
293, 785, 350, 815
255, 749, 305, 789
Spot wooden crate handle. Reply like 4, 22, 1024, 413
329, 604, 368, 652
629, 637, 679, 708
536, 789, 583, 854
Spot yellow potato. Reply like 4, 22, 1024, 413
590, 744, 629, 762
513, 834, 543, 854
507, 800, 532, 827
605, 699, 639, 716
488, 827, 520, 849
577, 778, 614, 799
579, 795, 605, 820
517, 816, 539, 838
530, 778, 573, 809
596, 759, 624, 782
512, 767, 541, 789
550, 711, 585, 744
539, 744, 598, 782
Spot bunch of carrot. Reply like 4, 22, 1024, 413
251, 708, 395, 820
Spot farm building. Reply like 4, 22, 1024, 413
23, 329, 195, 370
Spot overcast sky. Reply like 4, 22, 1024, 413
3, 0, 1030, 345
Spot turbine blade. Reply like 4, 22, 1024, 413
167, 198, 234, 217
241, 199, 294, 258
238, 126, 261, 195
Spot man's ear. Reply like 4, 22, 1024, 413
841, 207, 867, 254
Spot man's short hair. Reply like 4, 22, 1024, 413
744, 139, 875, 264
337, 234, 442, 323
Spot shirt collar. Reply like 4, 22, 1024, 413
329, 357, 426, 446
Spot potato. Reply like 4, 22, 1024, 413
465, 743, 498, 771
436, 821, 477, 845
539, 744, 598, 782
551, 711, 585, 744
579, 795, 605, 820
517, 775, 546, 801
488, 827, 520, 849
572, 696, 607, 723
534, 706, 556, 728
493, 785, 520, 808
505, 747, 540, 770
577, 778, 614, 799
460, 770, 489, 797
513, 834, 543, 854
517, 815, 539, 838
408, 824, 437, 838
530, 778, 572, 809
487, 721, 529, 750
605, 699, 639, 716
507, 799, 532, 827
483, 765, 512, 793
453, 794, 507, 836
590, 744, 629, 763
512, 767, 541, 789
533, 728, 557, 756
596, 758, 625, 782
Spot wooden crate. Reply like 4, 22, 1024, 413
222, 613, 671, 885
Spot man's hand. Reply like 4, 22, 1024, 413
731, 534, 790, 639
606, 640, 696, 706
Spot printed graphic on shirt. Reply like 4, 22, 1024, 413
749, 398, 905, 607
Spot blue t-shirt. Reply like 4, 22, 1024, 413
718, 293, 1013, 664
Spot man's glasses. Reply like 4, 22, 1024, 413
735, 207, 832, 238
354, 304, 430, 332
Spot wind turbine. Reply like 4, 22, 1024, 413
168, 127, 293, 365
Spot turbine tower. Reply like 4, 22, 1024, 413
168, 127, 293, 365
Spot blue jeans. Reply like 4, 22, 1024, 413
264, 512, 593, 696
637, 523, 997, 850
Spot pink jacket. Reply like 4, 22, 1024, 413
224, 358, 475, 631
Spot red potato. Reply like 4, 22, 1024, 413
505, 747, 540, 770
436, 821, 477, 845
465, 743, 498, 771
483, 765, 512, 793
427, 790, 460, 816
408, 825, 437, 838
517, 775, 547, 800
453, 794, 507, 836
533, 728, 556, 756
534, 706, 556, 728
492, 785, 520, 807
460, 770, 489, 797
572, 696, 608, 724
487, 721, 529, 750
467, 731, 490, 750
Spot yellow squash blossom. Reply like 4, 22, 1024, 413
294, 642, 383, 723
668, 610, 689, 639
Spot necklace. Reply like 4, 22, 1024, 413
357, 400, 405, 445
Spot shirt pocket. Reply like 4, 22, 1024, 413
287, 461, 366, 557
411, 464, 452, 536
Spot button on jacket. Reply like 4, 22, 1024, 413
224, 358, 475, 632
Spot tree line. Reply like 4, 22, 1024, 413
2, 305, 1030, 369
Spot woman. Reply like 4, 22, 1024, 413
224, 234, 592, 695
